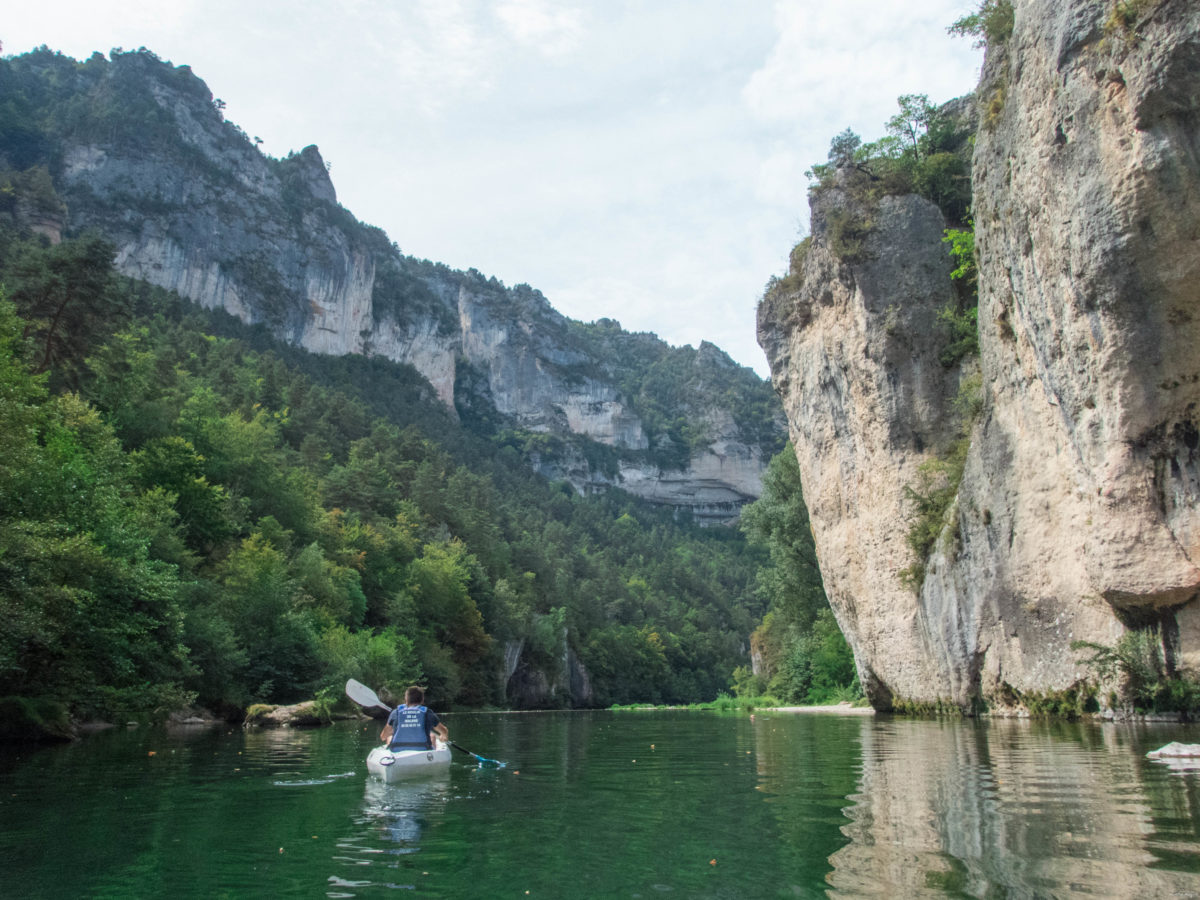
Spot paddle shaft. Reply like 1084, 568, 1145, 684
448, 740, 495, 764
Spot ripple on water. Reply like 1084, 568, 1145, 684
273, 771, 357, 786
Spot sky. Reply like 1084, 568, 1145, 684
4, 1, 984, 377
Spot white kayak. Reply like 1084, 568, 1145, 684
366, 740, 452, 781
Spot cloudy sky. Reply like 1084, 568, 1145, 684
5, 1, 983, 376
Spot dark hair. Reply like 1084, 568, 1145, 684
405, 686, 425, 705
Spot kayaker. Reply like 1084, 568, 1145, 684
380, 686, 449, 751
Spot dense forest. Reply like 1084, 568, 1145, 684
0, 223, 855, 732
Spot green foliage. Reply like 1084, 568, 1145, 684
937, 305, 980, 367
580, 625, 671, 707
943, 226, 977, 291
788, 236, 813, 278
1072, 631, 1200, 714
825, 207, 873, 263
370, 255, 457, 334
1103, 0, 1157, 42
223, 252, 291, 327
767, 610, 859, 705
0, 231, 775, 720
809, 95, 973, 225
983, 85, 1007, 131
891, 696, 966, 717
730, 665, 766, 698
827, 129, 862, 167
0, 166, 65, 223
741, 446, 827, 634
243, 703, 274, 724
740, 446, 860, 706
0, 696, 74, 741
0, 295, 191, 720
948, 0, 1016, 48
703, 692, 781, 711
308, 686, 338, 723
610, 693, 783, 712
5, 232, 126, 380
1021, 685, 1098, 719
899, 438, 969, 591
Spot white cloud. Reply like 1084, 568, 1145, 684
754, 147, 812, 211
744, 1, 981, 127
495, 0, 585, 58
346, 0, 499, 117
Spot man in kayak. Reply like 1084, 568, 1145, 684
380, 686, 449, 751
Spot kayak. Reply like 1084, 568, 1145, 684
366, 740, 452, 782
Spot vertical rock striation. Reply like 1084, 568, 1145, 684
758, 184, 970, 706
760, 0, 1200, 709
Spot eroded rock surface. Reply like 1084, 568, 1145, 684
760, 0, 1200, 708
45, 52, 780, 521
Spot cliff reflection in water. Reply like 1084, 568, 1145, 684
754, 715, 1200, 897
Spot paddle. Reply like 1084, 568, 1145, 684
446, 740, 506, 768
344, 679, 506, 768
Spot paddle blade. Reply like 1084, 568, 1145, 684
345, 678, 388, 710
449, 740, 506, 769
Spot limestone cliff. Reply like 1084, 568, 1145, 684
4, 48, 781, 520
759, 0, 1200, 709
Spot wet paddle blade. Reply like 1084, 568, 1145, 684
449, 740, 506, 768
345, 678, 389, 710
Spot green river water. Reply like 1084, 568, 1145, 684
2, 710, 1200, 898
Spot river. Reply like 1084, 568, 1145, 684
2, 710, 1199, 898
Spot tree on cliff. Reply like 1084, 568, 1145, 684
807, 94, 973, 224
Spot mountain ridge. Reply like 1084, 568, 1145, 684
1, 45, 783, 523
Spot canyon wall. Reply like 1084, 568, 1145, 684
759, 0, 1200, 709
22, 50, 780, 522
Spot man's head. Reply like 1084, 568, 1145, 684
405, 686, 425, 706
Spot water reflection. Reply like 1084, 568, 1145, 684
323, 774, 453, 895
360, 775, 451, 850
811, 717, 1200, 897
4, 714, 1199, 897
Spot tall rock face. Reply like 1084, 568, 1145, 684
760, 0, 1200, 709
758, 183, 972, 706
2, 49, 782, 522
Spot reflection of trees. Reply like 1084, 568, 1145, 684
822, 718, 1200, 896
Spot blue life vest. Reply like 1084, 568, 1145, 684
388, 705, 432, 750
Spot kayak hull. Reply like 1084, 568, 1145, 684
366, 742, 451, 781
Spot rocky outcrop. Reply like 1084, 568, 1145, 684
758, 185, 970, 706
25, 49, 779, 520
759, 0, 1200, 709
243, 701, 332, 727
507, 636, 593, 708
